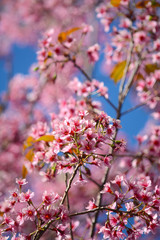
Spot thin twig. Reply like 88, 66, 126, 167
81, 171, 101, 188
33, 220, 54, 240
122, 59, 141, 100
90, 96, 123, 238
33, 165, 80, 240
72, 58, 92, 82
104, 97, 117, 111
121, 103, 145, 116
70, 206, 129, 217
90, 54, 141, 239
119, 41, 133, 97
61, 164, 80, 205
65, 173, 74, 240
70, 58, 117, 111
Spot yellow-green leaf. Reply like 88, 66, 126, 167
111, 0, 121, 7
25, 149, 34, 162
23, 136, 35, 151
48, 51, 53, 58
58, 27, 81, 43
110, 61, 126, 83
36, 135, 55, 142
22, 165, 28, 179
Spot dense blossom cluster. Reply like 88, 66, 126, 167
0, 0, 99, 56
97, 1, 160, 107
0, 0, 160, 239
136, 70, 160, 109
98, 174, 160, 239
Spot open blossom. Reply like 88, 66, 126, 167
153, 39, 160, 50
0, 1, 160, 239
40, 208, 56, 222
16, 178, 28, 186
121, 0, 130, 5
152, 111, 160, 120
42, 191, 60, 205
23, 206, 36, 221
134, 31, 148, 45
98, 226, 112, 239
20, 190, 34, 202
96, 82, 108, 98
16, 212, 25, 226
87, 43, 100, 62
120, 18, 132, 28
74, 174, 87, 185
101, 183, 112, 194
86, 199, 97, 210
152, 52, 160, 63
82, 24, 94, 34
3, 214, 14, 226
111, 175, 125, 186
101, 18, 112, 32
125, 202, 135, 211
30, 121, 49, 139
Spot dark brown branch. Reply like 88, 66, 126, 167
70, 206, 137, 218
33, 220, 54, 240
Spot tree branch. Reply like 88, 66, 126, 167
70, 57, 117, 111
90, 54, 141, 239
119, 41, 133, 97
61, 164, 80, 205
121, 103, 145, 116
65, 173, 74, 240
122, 59, 141, 100
33, 220, 54, 240
70, 206, 127, 217
81, 170, 101, 188
32, 165, 80, 240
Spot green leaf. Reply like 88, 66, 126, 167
33, 66, 39, 71
110, 61, 126, 83
53, 73, 57, 82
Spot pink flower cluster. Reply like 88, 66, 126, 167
97, 174, 160, 239
136, 71, 160, 109
0, 179, 74, 240
0, 1, 160, 239
28, 108, 122, 180
0, 0, 98, 56
69, 78, 108, 99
